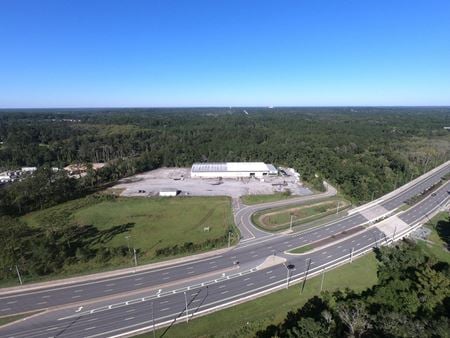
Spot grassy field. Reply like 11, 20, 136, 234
252, 197, 350, 231
240, 192, 294, 205
417, 212, 450, 263
136, 253, 378, 338
20, 196, 236, 277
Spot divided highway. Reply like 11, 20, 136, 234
1, 161, 449, 338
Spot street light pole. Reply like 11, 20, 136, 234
184, 291, 189, 323
133, 248, 138, 267
15, 265, 23, 285
392, 225, 397, 244
320, 268, 325, 292
283, 263, 290, 289
125, 235, 132, 254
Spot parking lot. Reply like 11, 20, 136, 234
111, 167, 312, 198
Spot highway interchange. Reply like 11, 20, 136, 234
1, 161, 449, 338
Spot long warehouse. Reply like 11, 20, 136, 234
191, 162, 278, 178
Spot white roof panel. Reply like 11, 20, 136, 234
192, 162, 271, 173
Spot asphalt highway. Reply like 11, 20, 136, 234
1, 162, 449, 338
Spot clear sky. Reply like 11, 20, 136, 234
1, 0, 449, 108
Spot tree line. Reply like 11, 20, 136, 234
1, 107, 448, 207
256, 239, 450, 338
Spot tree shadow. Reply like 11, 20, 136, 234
435, 217, 450, 250
89, 222, 135, 245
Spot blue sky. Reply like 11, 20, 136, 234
1, 0, 449, 107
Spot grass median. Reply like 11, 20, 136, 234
136, 252, 378, 338
252, 196, 351, 232
240, 192, 294, 205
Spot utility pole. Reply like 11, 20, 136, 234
350, 247, 354, 263
133, 248, 138, 267
15, 265, 23, 285
184, 291, 189, 323
290, 215, 293, 231
152, 302, 156, 338
320, 268, 325, 292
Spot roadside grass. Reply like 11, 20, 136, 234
417, 212, 450, 264
0, 312, 41, 327
241, 192, 294, 205
136, 253, 378, 338
252, 196, 351, 232
288, 244, 314, 254
16, 196, 236, 284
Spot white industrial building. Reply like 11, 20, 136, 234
191, 162, 278, 179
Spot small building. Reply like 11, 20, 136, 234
21, 167, 37, 173
191, 162, 278, 179
159, 188, 179, 197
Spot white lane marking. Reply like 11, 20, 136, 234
269, 275, 277, 279
210, 265, 218, 269
251, 254, 258, 258
6, 301, 17, 304
162, 276, 170, 280
85, 326, 97, 330
74, 289, 83, 293
37, 301, 48, 304
218, 285, 226, 289
42, 295, 51, 298
246, 283, 254, 287
244, 277, 250, 281
124, 317, 135, 321
187, 271, 195, 275
162, 272, 170, 275
0, 308, 11, 311
126, 309, 136, 313
160, 300, 169, 304
266, 270, 273, 274
106, 283, 115, 287
134, 277, 143, 281
161, 307, 170, 311
186, 267, 194, 270
134, 283, 144, 286
104, 289, 114, 292
327, 255, 333, 259
220, 290, 229, 295
47, 326, 59, 331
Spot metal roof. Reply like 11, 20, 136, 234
191, 162, 273, 173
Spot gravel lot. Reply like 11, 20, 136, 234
111, 167, 312, 198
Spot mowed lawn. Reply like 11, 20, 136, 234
22, 196, 235, 265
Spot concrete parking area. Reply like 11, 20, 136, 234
111, 167, 312, 198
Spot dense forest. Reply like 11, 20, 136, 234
0, 107, 449, 215
256, 240, 450, 338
